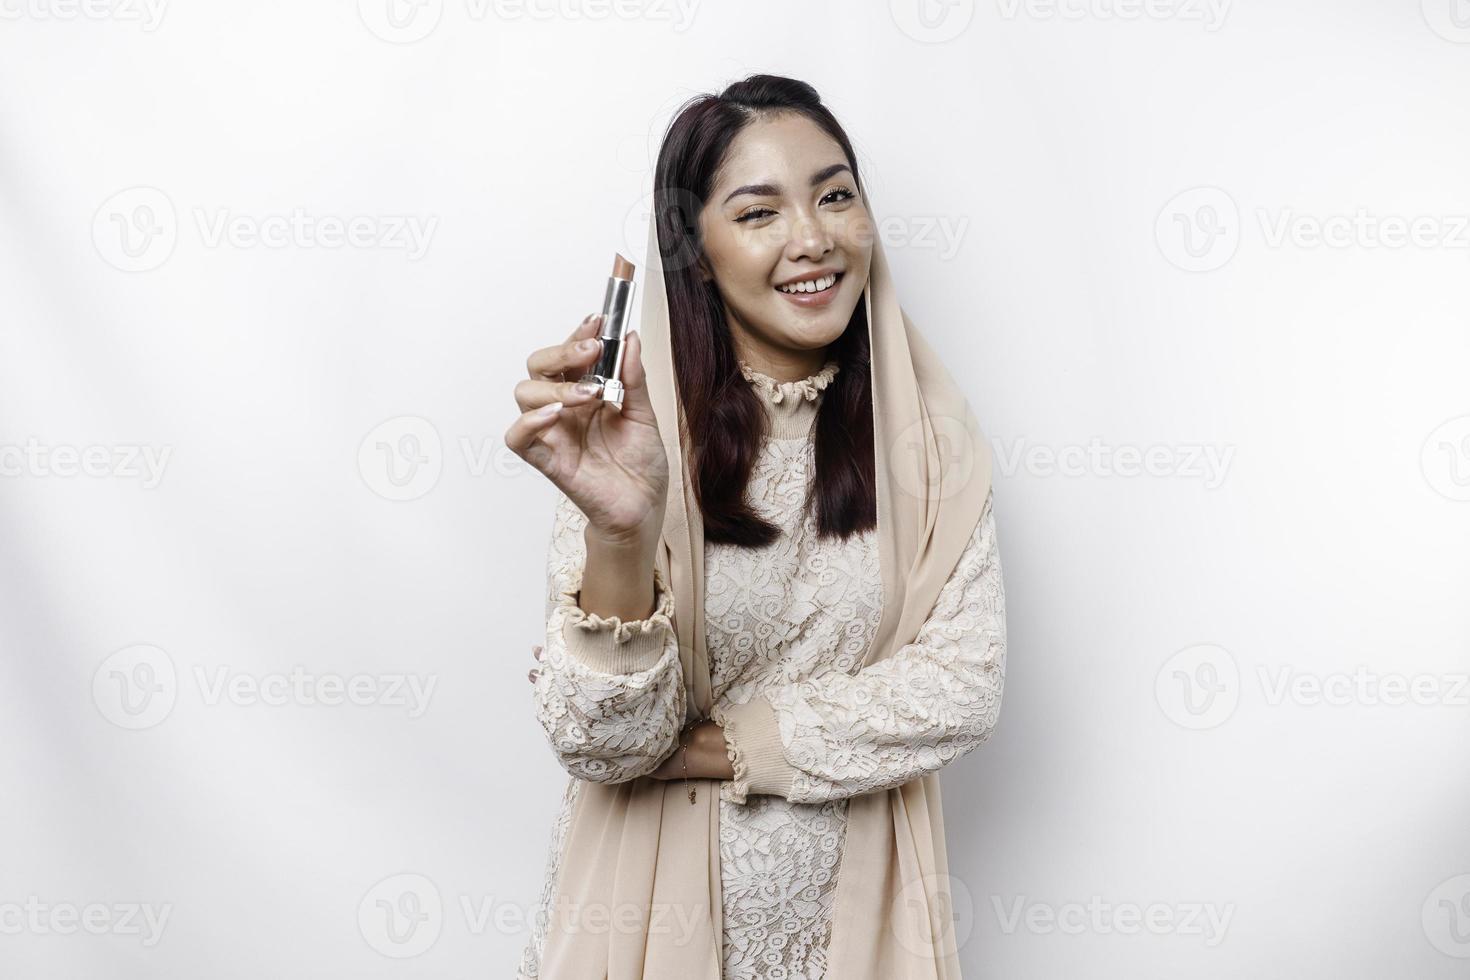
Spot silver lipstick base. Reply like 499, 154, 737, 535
581, 377, 625, 409
577, 272, 635, 409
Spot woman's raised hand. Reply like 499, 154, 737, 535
505, 313, 670, 548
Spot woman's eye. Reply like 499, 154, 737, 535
735, 189, 854, 224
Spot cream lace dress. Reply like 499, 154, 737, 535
517, 358, 1006, 980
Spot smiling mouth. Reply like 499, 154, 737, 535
775, 272, 843, 295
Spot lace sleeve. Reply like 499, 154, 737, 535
717, 489, 1005, 804
530, 492, 686, 784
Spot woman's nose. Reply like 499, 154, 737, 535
787, 214, 833, 258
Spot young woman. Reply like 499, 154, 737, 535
508, 74, 1006, 980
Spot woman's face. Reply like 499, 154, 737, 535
697, 112, 873, 379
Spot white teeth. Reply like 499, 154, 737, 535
777, 273, 837, 294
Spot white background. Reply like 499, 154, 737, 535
2, 0, 1468, 976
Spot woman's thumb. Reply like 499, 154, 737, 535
616, 330, 657, 423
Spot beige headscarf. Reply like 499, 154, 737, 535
538, 190, 994, 979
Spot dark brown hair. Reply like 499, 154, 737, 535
653, 74, 876, 547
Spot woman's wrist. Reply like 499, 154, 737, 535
692, 720, 735, 779
582, 507, 665, 555
579, 531, 660, 621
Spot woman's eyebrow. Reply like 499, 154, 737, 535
721, 163, 852, 206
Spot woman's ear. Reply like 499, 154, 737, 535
696, 254, 713, 284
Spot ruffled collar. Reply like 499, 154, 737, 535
736, 358, 841, 404
736, 357, 841, 440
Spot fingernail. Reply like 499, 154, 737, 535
535, 402, 563, 417
574, 381, 601, 396
578, 338, 600, 352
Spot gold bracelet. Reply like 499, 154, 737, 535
681, 729, 695, 804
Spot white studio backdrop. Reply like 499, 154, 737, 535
1, 1, 1467, 977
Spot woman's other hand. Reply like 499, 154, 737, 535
647, 720, 735, 781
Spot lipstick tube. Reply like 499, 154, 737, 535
580, 253, 637, 408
